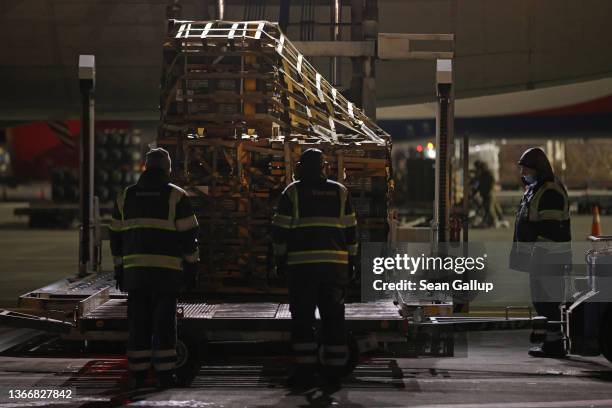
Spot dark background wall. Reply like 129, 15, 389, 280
1, 0, 611, 120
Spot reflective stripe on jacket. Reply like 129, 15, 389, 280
109, 169, 199, 291
527, 181, 570, 222
511, 177, 571, 269
271, 177, 358, 266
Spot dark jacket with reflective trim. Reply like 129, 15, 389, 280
271, 176, 358, 273
109, 169, 199, 292
510, 177, 571, 271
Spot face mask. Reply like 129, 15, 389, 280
522, 175, 537, 185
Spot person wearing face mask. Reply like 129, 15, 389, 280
509, 147, 571, 358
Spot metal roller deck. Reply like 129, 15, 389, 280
6, 272, 546, 345
72, 286, 446, 342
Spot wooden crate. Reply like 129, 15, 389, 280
160, 20, 388, 143
158, 20, 393, 297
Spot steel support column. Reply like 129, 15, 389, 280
279, 0, 290, 33
350, 0, 364, 108
362, 0, 378, 119
330, 0, 341, 86
78, 55, 95, 277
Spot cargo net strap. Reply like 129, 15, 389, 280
169, 20, 389, 145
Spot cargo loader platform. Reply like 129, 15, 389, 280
2, 271, 548, 384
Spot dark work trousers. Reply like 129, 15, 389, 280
481, 191, 501, 226
127, 290, 178, 378
288, 265, 348, 375
529, 261, 566, 343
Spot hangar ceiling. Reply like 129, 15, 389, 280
1, 0, 612, 120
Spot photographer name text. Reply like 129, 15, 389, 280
372, 279, 494, 293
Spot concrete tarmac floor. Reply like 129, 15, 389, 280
0, 330, 611, 407
0, 203, 114, 307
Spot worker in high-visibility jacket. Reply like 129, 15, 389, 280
109, 148, 199, 389
509, 147, 571, 358
272, 148, 358, 386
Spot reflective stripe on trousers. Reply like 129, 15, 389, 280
319, 344, 348, 367
153, 348, 177, 372
293, 342, 318, 365
127, 349, 152, 372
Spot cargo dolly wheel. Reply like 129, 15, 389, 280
317, 332, 360, 379
176, 331, 204, 386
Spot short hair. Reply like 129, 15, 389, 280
145, 148, 171, 172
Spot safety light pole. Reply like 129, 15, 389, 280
78, 55, 95, 277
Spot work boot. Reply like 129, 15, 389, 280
285, 366, 316, 389
156, 372, 178, 389
528, 340, 567, 358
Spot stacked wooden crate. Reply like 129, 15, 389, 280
158, 20, 392, 296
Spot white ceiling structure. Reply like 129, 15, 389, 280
1, 0, 612, 121
378, 78, 612, 119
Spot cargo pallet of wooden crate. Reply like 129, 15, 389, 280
158, 20, 392, 297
